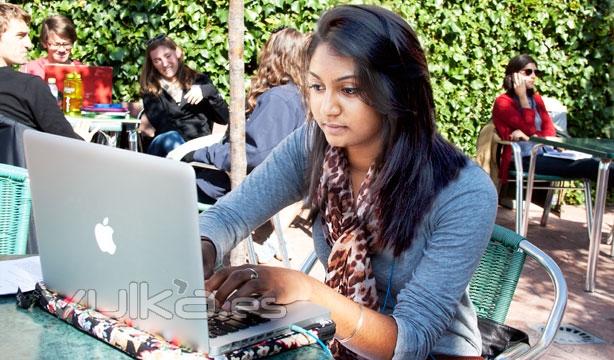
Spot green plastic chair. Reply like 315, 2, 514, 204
300, 224, 568, 359
469, 224, 567, 359
0, 163, 31, 255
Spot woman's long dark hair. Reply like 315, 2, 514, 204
503, 54, 537, 97
306, 5, 467, 256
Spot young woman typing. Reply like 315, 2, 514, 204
200, 5, 497, 359
184, 28, 307, 203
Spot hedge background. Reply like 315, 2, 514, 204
10, 0, 613, 155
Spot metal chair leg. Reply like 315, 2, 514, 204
540, 188, 555, 226
245, 234, 258, 264
272, 213, 291, 268
511, 143, 524, 234
583, 179, 593, 243
300, 251, 318, 274
608, 225, 613, 258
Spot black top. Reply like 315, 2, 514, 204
142, 73, 229, 141
0, 66, 81, 139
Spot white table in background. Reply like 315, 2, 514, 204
66, 115, 140, 151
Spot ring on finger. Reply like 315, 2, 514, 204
246, 267, 259, 280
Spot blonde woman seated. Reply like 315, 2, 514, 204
182, 28, 307, 204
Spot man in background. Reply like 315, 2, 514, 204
21, 14, 81, 79
0, 2, 82, 149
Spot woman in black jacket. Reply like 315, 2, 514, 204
138, 35, 229, 156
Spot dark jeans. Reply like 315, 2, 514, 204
147, 130, 185, 157
505, 155, 613, 207
521, 155, 613, 189
195, 167, 231, 204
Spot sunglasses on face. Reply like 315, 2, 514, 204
521, 69, 542, 77
146, 34, 166, 46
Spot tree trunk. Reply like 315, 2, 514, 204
227, 0, 248, 266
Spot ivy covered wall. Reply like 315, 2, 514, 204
11, 0, 613, 153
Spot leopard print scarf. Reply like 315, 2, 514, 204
317, 145, 381, 359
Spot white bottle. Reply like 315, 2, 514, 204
48, 77, 59, 103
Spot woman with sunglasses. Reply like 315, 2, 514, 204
200, 5, 497, 359
21, 15, 80, 79
492, 54, 612, 186
139, 35, 229, 157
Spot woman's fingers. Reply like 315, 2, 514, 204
184, 88, 204, 105
513, 72, 527, 97
205, 266, 232, 291
205, 265, 310, 312
510, 129, 529, 141
515, 73, 522, 86
212, 266, 260, 306
224, 280, 265, 309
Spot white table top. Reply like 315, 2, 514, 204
66, 115, 140, 132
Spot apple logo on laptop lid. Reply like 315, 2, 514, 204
95, 217, 117, 255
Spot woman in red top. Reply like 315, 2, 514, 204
492, 54, 612, 187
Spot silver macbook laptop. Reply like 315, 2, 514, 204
23, 130, 330, 356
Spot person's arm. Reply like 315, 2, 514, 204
192, 135, 230, 169
534, 94, 556, 137
138, 113, 156, 138
199, 124, 310, 269
512, 72, 531, 109
28, 76, 82, 139
492, 94, 537, 140
142, 93, 167, 132
389, 166, 497, 358
197, 74, 229, 125
206, 264, 399, 360
205, 165, 498, 359
193, 89, 304, 171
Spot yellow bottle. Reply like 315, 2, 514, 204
71, 73, 83, 115
63, 72, 75, 114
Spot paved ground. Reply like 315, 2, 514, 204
499, 204, 614, 360
262, 202, 614, 359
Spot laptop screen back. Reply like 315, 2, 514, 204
23, 131, 210, 352
44, 64, 113, 106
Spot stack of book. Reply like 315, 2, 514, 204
543, 149, 592, 160
80, 104, 129, 119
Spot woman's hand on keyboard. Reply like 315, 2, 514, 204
205, 265, 313, 311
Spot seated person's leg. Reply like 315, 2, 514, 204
523, 155, 613, 188
147, 130, 185, 157
195, 167, 231, 204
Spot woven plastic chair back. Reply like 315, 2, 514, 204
0, 163, 31, 255
469, 224, 526, 324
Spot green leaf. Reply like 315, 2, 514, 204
20, 0, 611, 169
109, 48, 128, 61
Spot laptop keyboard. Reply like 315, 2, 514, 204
207, 310, 271, 338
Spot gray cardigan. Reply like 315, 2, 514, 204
199, 124, 498, 359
